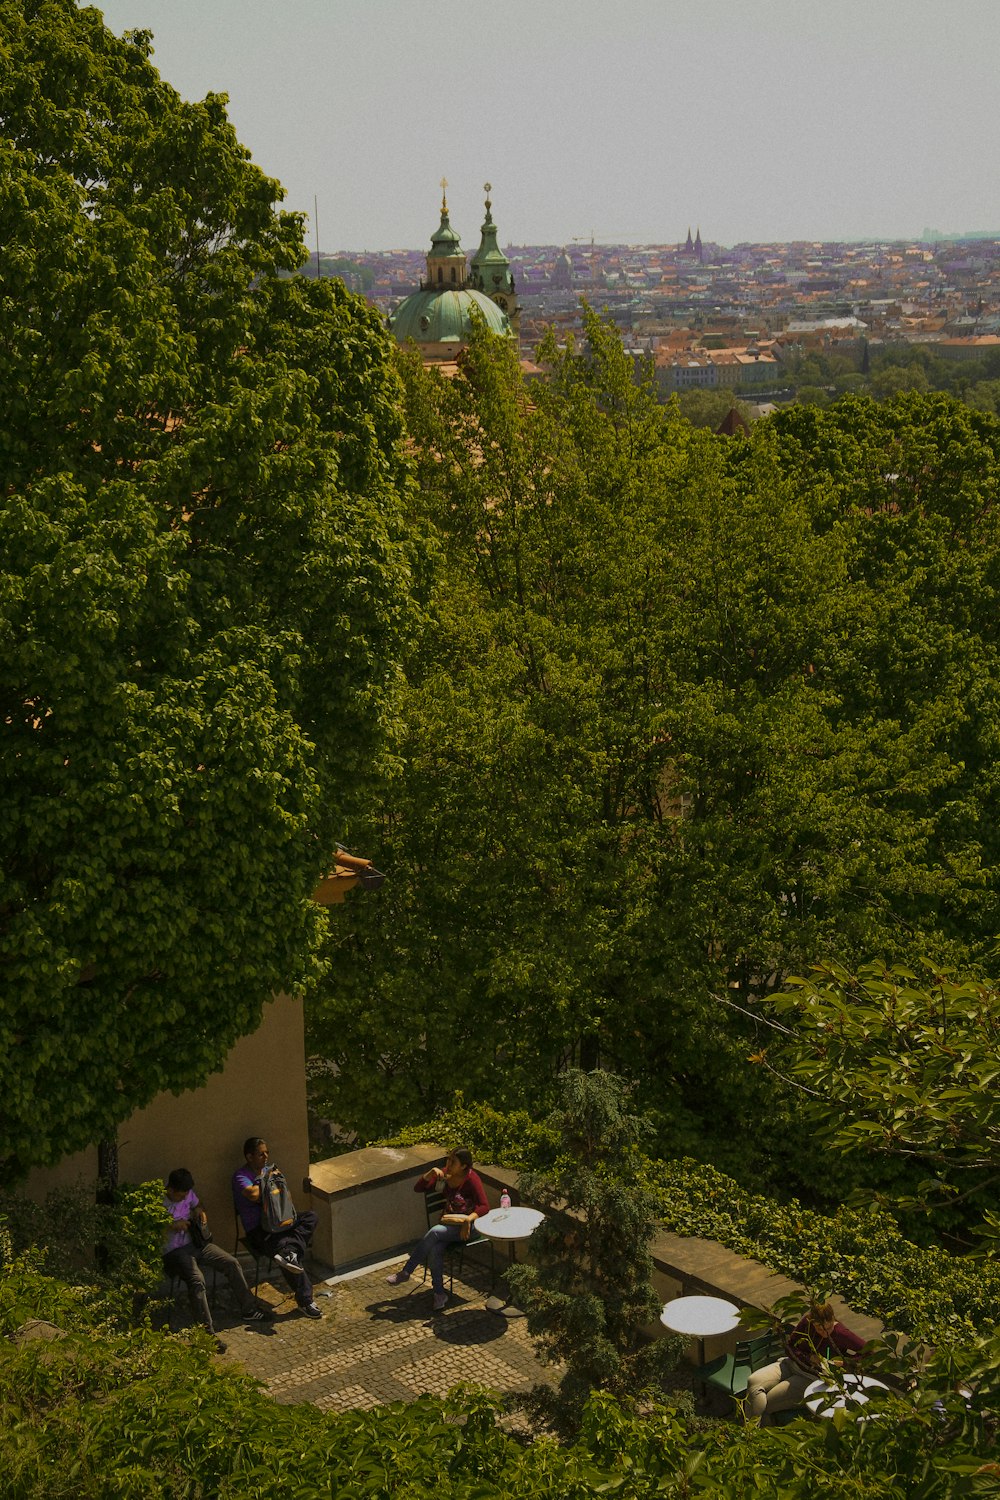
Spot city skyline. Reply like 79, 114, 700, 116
94, 0, 1000, 252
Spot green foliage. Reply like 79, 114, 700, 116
671, 389, 756, 429
795, 383, 833, 407
0, 1178, 167, 1325
767, 961, 1000, 1217
314, 333, 1000, 1216
0, 0, 415, 1174
380, 1094, 561, 1171
786, 336, 1000, 422
505, 1072, 684, 1426
1, 1255, 996, 1499
656, 1158, 1000, 1343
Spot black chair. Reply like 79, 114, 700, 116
419, 1189, 495, 1292
233, 1215, 275, 1295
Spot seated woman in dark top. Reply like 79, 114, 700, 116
745, 1300, 865, 1422
385, 1148, 489, 1312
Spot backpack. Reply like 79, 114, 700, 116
260, 1164, 296, 1233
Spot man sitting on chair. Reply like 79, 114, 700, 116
386, 1147, 489, 1311
232, 1137, 322, 1320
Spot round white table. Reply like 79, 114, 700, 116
804, 1373, 888, 1417
476, 1206, 545, 1317
660, 1295, 741, 1364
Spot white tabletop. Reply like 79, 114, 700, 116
659, 1295, 741, 1338
804, 1374, 888, 1415
476, 1207, 544, 1242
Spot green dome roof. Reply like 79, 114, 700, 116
430, 211, 463, 255
389, 287, 511, 346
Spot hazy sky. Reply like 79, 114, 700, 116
94, 0, 1000, 251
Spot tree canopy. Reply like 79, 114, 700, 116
313, 322, 1000, 1200
767, 960, 1000, 1229
0, 0, 414, 1173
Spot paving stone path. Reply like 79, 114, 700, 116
194, 1253, 560, 1413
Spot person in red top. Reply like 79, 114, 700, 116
386, 1148, 489, 1311
746, 1300, 866, 1422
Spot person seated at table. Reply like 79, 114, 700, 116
385, 1148, 489, 1311
745, 1300, 865, 1423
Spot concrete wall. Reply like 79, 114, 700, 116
23, 992, 310, 1239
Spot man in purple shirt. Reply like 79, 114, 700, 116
232, 1137, 322, 1319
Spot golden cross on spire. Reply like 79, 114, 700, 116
440, 176, 448, 212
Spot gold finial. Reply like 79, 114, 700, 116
440, 176, 449, 212
484, 181, 492, 195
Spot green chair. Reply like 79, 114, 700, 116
768, 1405, 810, 1427
696, 1330, 779, 1402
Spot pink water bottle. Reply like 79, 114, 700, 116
499, 1190, 511, 1210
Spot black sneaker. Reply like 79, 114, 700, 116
244, 1308, 270, 1323
274, 1250, 303, 1276
300, 1301, 322, 1319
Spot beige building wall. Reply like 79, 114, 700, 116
23, 992, 310, 1240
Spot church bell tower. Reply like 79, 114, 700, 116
468, 184, 520, 344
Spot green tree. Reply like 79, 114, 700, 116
767, 960, 1000, 1227
795, 383, 832, 406
0, 0, 414, 1174
870, 362, 930, 398
671, 388, 755, 429
315, 329, 1000, 1207
312, 310, 804, 1157
505, 1070, 682, 1426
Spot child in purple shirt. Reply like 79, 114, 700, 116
163, 1167, 269, 1351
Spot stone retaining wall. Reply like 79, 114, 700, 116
308, 1145, 883, 1360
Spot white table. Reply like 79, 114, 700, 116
476, 1206, 545, 1317
804, 1373, 888, 1417
660, 1295, 741, 1365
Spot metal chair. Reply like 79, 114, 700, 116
695, 1330, 781, 1403
233, 1215, 276, 1294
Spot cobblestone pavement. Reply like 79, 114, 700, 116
187, 1251, 561, 1414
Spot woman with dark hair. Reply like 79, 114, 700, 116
386, 1148, 489, 1311
163, 1167, 270, 1351
745, 1300, 866, 1422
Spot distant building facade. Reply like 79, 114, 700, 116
657, 346, 780, 393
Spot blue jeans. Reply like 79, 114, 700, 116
402, 1223, 463, 1293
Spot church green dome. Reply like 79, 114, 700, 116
389, 287, 511, 346
430, 212, 463, 255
